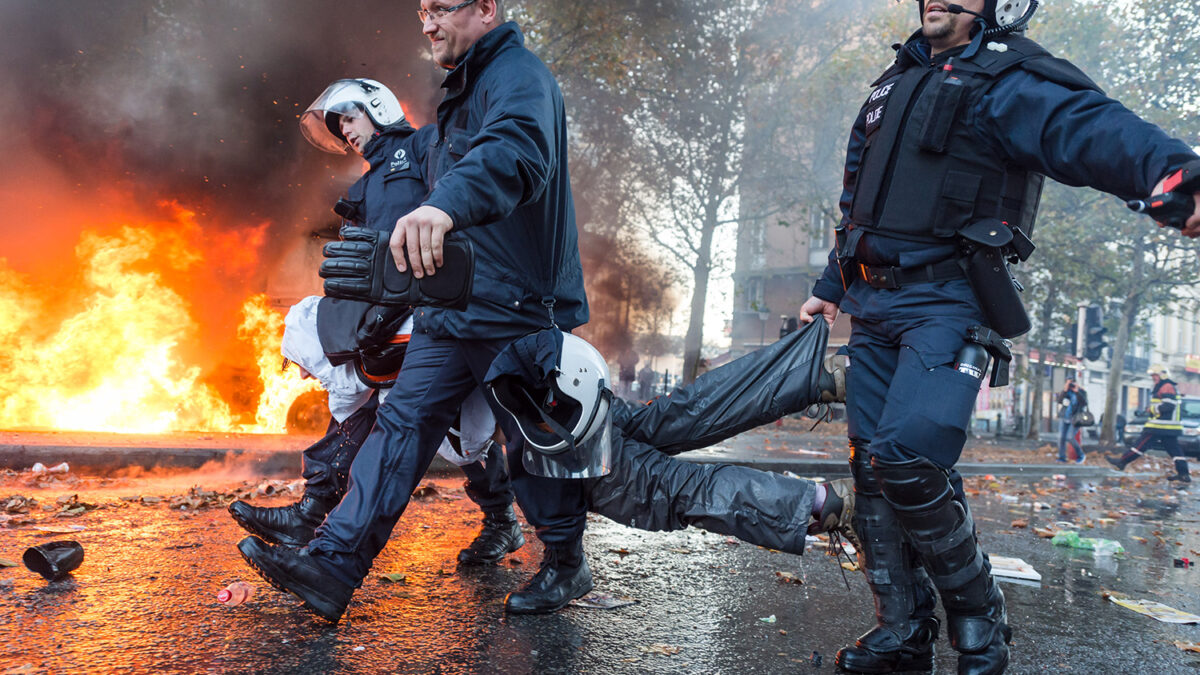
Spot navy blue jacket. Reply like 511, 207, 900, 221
813, 34, 1200, 316
418, 21, 588, 340
345, 124, 437, 232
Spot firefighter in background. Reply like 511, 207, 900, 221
1106, 365, 1191, 487
229, 78, 524, 565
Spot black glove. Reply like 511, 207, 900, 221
320, 226, 474, 310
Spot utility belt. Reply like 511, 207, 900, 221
858, 258, 965, 290
840, 218, 1036, 339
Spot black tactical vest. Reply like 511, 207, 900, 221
849, 34, 1101, 243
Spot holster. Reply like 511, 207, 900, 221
958, 219, 1032, 339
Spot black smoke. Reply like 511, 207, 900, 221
0, 0, 441, 273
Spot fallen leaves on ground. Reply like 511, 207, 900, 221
379, 573, 408, 584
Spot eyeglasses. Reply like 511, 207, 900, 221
417, 0, 478, 23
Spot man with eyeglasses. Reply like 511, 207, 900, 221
238, 0, 596, 622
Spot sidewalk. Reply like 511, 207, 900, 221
0, 423, 1155, 480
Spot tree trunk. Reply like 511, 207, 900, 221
681, 216, 718, 384
1102, 238, 1145, 446
1026, 288, 1056, 440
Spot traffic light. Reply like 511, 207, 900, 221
1083, 305, 1108, 361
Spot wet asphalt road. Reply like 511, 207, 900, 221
2, 472, 1199, 674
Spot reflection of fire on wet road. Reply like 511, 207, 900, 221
0, 206, 319, 434
3, 466, 1200, 673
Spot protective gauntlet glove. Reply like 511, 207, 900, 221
320, 225, 474, 310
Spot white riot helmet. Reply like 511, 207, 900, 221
909, 0, 1039, 36
299, 78, 406, 154
489, 333, 614, 479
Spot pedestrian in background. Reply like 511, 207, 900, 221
1057, 379, 1086, 463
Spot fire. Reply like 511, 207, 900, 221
0, 206, 319, 434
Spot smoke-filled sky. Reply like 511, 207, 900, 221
0, 0, 441, 278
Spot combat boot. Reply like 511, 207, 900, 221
875, 456, 1011, 675
229, 494, 336, 548
836, 446, 939, 674
504, 541, 593, 614
458, 505, 526, 564
237, 535, 354, 623
1105, 451, 1135, 471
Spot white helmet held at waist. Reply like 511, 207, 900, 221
299, 78, 406, 154
489, 333, 613, 479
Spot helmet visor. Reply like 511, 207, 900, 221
300, 81, 372, 154
521, 412, 612, 479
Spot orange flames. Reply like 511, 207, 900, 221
0, 205, 319, 433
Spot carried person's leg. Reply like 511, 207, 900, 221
230, 396, 377, 547
457, 439, 524, 564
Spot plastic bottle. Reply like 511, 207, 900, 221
217, 581, 255, 606
1050, 531, 1125, 555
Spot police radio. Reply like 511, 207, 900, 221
1127, 160, 1200, 230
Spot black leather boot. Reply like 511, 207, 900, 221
1105, 450, 1139, 471
229, 494, 336, 548
237, 535, 354, 623
504, 540, 593, 614
875, 456, 1011, 675
836, 445, 939, 674
458, 505, 526, 564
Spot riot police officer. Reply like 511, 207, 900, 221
238, 0, 594, 622
1107, 364, 1191, 486
229, 79, 523, 564
799, 1, 1200, 673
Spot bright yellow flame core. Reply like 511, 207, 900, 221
0, 214, 319, 434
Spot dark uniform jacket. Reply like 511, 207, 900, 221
813, 31, 1199, 315
418, 21, 588, 340
345, 124, 436, 233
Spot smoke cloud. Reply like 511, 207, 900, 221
0, 0, 441, 274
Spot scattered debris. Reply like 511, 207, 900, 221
1051, 531, 1124, 555
0, 559, 18, 568
379, 573, 408, 584
608, 548, 633, 557
32, 524, 86, 535
2, 496, 35, 514
31, 462, 70, 475
775, 571, 804, 585
990, 556, 1042, 582
23, 540, 84, 581
569, 592, 638, 610
759, 615, 777, 624
217, 581, 255, 606
1174, 558, 1194, 568
841, 561, 859, 572
810, 651, 823, 667
412, 484, 439, 500
638, 644, 682, 656
1175, 642, 1200, 654
1104, 592, 1200, 624
1010, 519, 1028, 529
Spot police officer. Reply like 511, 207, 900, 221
1107, 365, 1191, 486
229, 79, 524, 565
238, 0, 593, 622
799, 1, 1200, 673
